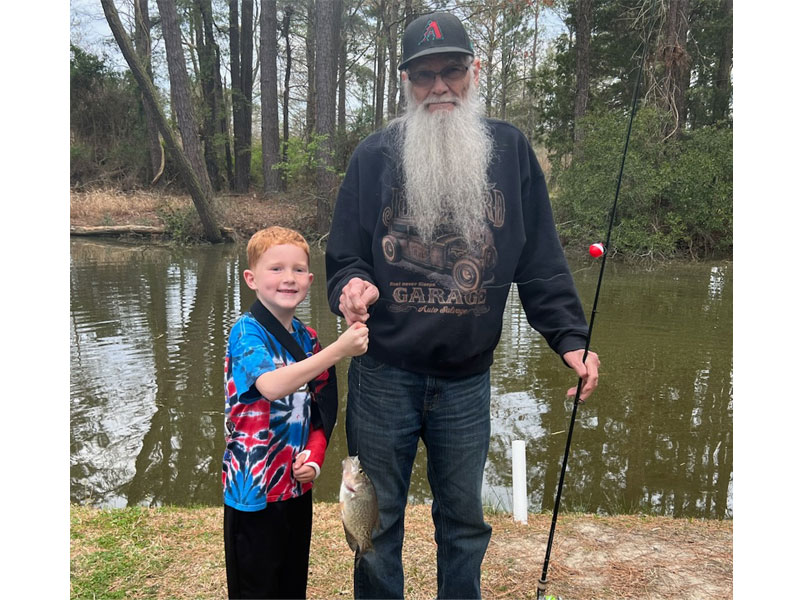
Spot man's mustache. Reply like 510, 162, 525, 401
423, 96, 461, 107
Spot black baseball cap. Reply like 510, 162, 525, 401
398, 12, 474, 70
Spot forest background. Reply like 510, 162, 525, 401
69, 0, 733, 259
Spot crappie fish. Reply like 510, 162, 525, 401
339, 455, 379, 564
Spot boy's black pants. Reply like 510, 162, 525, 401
224, 491, 313, 599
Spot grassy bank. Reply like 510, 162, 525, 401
70, 503, 731, 600
70, 188, 320, 243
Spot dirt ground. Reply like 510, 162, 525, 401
70, 503, 732, 600
354, 505, 733, 600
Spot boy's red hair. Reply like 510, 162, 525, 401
246, 226, 310, 269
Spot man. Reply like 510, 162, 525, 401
326, 11, 600, 599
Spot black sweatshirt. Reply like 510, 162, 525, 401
326, 118, 588, 377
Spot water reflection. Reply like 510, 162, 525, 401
70, 239, 732, 518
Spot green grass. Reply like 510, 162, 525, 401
70, 506, 173, 599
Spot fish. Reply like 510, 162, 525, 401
339, 455, 379, 565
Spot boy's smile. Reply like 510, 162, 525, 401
243, 243, 313, 327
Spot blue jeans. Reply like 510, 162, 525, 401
346, 354, 492, 599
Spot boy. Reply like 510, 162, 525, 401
223, 226, 369, 599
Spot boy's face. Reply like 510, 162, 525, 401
243, 243, 313, 320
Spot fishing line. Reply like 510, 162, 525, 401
536, 5, 656, 597
355, 354, 361, 458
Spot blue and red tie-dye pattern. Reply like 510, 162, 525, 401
222, 313, 323, 511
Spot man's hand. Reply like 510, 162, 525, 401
339, 277, 379, 325
562, 349, 600, 403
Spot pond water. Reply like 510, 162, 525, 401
70, 238, 732, 519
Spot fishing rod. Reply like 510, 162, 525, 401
535, 7, 656, 599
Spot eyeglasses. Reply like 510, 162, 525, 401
407, 65, 469, 87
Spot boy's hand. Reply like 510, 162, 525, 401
293, 451, 316, 484
337, 322, 369, 357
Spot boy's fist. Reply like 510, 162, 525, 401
339, 322, 369, 357
293, 450, 316, 484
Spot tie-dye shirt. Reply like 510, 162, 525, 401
222, 312, 326, 511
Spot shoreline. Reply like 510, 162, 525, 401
69, 188, 733, 262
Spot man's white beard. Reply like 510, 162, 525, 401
389, 76, 493, 246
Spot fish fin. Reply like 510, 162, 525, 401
343, 525, 359, 553
354, 541, 373, 568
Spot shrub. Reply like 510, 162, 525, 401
552, 106, 732, 260
249, 144, 263, 190
273, 134, 338, 189
70, 45, 150, 189
157, 201, 205, 244
664, 126, 733, 258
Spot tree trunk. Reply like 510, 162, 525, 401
193, 0, 223, 190
230, 0, 241, 188
398, 0, 417, 113
261, 0, 281, 192
573, 0, 593, 145
101, 0, 223, 243
386, 0, 399, 120
281, 5, 293, 188
242, 0, 255, 191
155, 0, 214, 198
711, 0, 732, 123
524, 0, 542, 140
499, 7, 509, 121
484, 7, 497, 118
662, 0, 690, 137
336, 10, 348, 172
133, 0, 162, 182
306, 0, 316, 138
337, 17, 347, 130
204, 0, 234, 189
230, 0, 254, 193
241, 0, 254, 181
70, 224, 234, 239
314, 0, 341, 233
374, 0, 386, 129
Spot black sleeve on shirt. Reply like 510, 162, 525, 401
325, 140, 378, 316
513, 135, 589, 357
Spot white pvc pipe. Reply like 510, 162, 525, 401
512, 439, 527, 523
